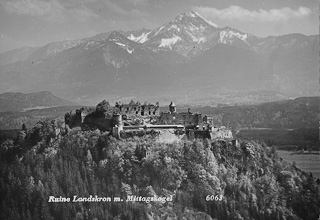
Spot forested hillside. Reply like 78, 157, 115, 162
0, 121, 319, 220
182, 97, 319, 130
0, 106, 79, 131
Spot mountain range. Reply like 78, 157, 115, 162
0, 11, 318, 106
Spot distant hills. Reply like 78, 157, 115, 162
181, 96, 320, 130
0, 11, 318, 106
0, 91, 76, 112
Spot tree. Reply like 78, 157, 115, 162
28, 120, 57, 146
96, 100, 110, 113
22, 124, 27, 132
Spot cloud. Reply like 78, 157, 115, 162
0, 32, 38, 53
103, 0, 148, 17
59, 0, 99, 8
193, 5, 312, 22
69, 5, 98, 21
2, 0, 65, 21
1, 0, 98, 22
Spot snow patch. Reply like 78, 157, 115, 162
128, 34, 138, 41
219, 31, 227, 44
233, 31, 248, 41
186, 31, 206, 43
115, 42, 126, 47
126, 48, 133, 54
168, 24, 181, 32
138, 32, 150, 43
159, 35, 182, 49
154, 25, 166, 36
186, 11, 197, 18
128, 31, 150, 44
114, 42, 134, 54
219, 30, 248, 44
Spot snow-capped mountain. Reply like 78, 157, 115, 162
99, 31, 158, 68
217, 27, 258, 50
88, 29, 151, 43
142, 11, 220, 57
0, 29, 152, 67
0, 11, 318, 105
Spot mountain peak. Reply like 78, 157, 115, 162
180, 11, 198, 18
175, 11, 200, 20
141, 10, 220, 55
175, 11, 218, 28
218, 26, 257, 47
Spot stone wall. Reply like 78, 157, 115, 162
115, 101, 160, 116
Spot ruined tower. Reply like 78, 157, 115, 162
169, 101, 176, 113
113, 114, 123, 130
112, 113, 123, 137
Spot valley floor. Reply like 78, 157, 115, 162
277, 150, 320, 179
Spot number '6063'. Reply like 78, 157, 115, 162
206, 195, 223, 201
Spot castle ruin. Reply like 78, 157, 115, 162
64, 100, 233, 141
115, 100, 160, 116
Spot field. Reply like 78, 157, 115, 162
277, 150, 320, 179
237, 128, 319, 150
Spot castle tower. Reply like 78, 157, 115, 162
169, 101, 176, 113
80, 110, 87, 123
112, 114, 123, 130
112, 113, 123, 138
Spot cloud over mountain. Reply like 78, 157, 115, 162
1, 0, 98, 22
193, 5, 312, 22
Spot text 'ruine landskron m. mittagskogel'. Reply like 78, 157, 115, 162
48, 195, 173, 203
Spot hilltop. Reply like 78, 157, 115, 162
0, 118, 319, 219
0, 91, 76, 112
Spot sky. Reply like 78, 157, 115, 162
0, 0, 318, 53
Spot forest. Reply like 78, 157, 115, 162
0, 120, 319, 220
